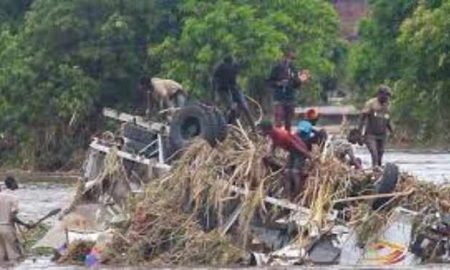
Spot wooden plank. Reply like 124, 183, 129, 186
220, 204, 244, 236
89, 139, 153, 165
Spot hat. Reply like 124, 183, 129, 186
258, 119, 273, 131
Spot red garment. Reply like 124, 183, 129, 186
269, 127, 309, 156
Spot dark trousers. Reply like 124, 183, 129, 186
274, 102, 294, 132
216, 86, 255, 130
284, 151, 306, 201
365, 135, 386, 167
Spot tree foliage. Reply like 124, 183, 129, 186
349, 0, 450, 142
0, 0, 343, 169
154, 0, 341, 100
0, 0, 180, 169
394, 0, 450, 141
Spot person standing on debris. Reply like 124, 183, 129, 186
139, 76, 187, 118
358, 85, 393, 168
268, 49, 310, 131
212, 56, 255, 131
0, 177, 32, 262
259, 120, 311, 201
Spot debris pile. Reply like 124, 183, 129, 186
58, 126, 450, 266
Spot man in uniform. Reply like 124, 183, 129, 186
359, 85, 393, 168
0, 177, 31, 262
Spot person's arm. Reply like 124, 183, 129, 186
345, 145, 361, 169
12, 213, 32, 229
358, 100, 371, 133
387, 119, 393, 133
358, 113, 368, 133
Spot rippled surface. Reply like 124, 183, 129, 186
356, 148, 450, 183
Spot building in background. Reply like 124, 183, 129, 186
333, 0, 369, 40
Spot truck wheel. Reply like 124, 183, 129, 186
372, 163, 399, 210
169, 104, 217, 151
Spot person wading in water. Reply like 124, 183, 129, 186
359, 85, 394, 168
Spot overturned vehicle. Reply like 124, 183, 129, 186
35, 106, 450, 267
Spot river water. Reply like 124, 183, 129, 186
10, 148, 450, 269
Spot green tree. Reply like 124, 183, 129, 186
348, 0, 419, 95
395, 0, 450, 141
153, 0, 340, 102
0, 0, 179, 169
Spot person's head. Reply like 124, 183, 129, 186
223, 55, 234, 64
305, 108, 319, 126
4, 176, 18, 190
347, 128, 362, 145
258, 119, 274, 135
283, 48, 296, 63
377, 84, 391, 104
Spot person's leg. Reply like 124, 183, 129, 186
0, 226, 22, 261
365, 135, 379, 168
287, 152, 306, 201
283, 169, 294, 200
174, 91, 186, 108
283, 152, 297, 200
0, 230, 6, 262
273, 102, 284, 128
283, 102, 294, 132
376, 137, 386, 166
220, 89, 237, 124
234, 88, 256, 131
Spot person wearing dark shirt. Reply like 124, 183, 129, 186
212, 56, 255, 131
358, 85, 393, 168
268, 50, 310, 131
259, 120, 310, 201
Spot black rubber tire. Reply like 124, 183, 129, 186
169, 104, 218, 150
372, 163, 399, 210
123, 123, 157, 145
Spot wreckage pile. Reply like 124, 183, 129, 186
62, 126, 450, 266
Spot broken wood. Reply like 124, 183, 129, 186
332, 189, 415, 204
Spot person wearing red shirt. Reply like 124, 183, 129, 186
259, 120, 311, 201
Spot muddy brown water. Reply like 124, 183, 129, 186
10, 149, 450, 269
